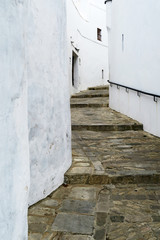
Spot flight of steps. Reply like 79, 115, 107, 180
28, 85, 160, 239
70, 86, 109, 108
70, 85, 143, 131
65, 85, 160, 185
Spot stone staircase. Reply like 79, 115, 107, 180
71, 87, 109, 108
28, 85, 160, 240
65, 85, 160, 185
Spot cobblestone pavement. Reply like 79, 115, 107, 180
28, 86, 160, 239
66, 130, 160, 184
29, 184, 160, 239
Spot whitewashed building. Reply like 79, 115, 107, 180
67, 0, 109, 94
0, 1, 71, 239
105, 0, 160, 137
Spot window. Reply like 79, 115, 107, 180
97, 28, 102, 41
102, 69, 104, 79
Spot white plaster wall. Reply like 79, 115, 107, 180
28, 0, 72, 205
0, 0, 71, 237
0, 1, 30, 239
110, 86, 160, 137
67, 0, 109, 94
108, 0, 160, 137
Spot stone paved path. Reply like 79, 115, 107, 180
28, 86, 160, 240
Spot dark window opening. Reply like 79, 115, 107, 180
72, 51, 78, 87
122, 34, 124, 51
97, 28, 102, 41
72, 54, 75, 86
102, 69, 104, 79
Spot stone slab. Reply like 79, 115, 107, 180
28, 223, 47, 234
68, 186, 98, 201
28, 233, 42, 240
62, 235, 94, 240
67, 166, 93, 175
39, 198, 59, 208
52, 213, 94, 234
28, 206, 55, 217
59, 199, 96, 214
74, 162, 91, 167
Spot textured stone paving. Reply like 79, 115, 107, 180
66, 130, 160, 185
70, 97, 109, 108
28, 86, 160, 239
71, 108, 143, 131
28, 184, 160, 239
71, 89, 109, 98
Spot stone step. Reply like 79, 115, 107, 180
72, 124, 143, 131
65, 172, 160, 185
28, 82, 160, 240
71, 89, 109, 98
65, 130, 160, 185
29, 128, 160, 239
88, 85, 109, 90
70, 97, 109, 108
71, 103, 109, 108
71, 107, 143, 131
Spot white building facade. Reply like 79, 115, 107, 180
106, 0, 160, 137
67, 0, 109, 94
0, 1, 71, 239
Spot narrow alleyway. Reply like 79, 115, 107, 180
28, 86, 160, 240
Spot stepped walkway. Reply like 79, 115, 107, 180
28, 86, 160, 240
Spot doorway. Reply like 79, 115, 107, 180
72, 51, 78, 88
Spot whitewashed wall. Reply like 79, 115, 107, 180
67, 0, 109, 94
0, 0, 71, 238
0, 1, 30, 239
107, 0, 160, 137
28, 0, 72, 205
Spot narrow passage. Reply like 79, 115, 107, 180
29, 86, 160, 240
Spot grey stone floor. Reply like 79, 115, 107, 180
28, 86, 160, 240
28, 184, 160, 239
66, 130, 160, 184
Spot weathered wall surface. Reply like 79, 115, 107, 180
67, 0, 109, 94
0, 0, 71, 238
107, 0, 160, 137
0, 1, 30, 239
28, 0, 72, 205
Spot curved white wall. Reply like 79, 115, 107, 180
28, 0, 72, 205
0, 1, 71, 238
67, 0, 109, 94
107, 0, 160, 137
0, 1, 30, 239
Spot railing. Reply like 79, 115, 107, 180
108, 80, 160, 102
104, 0, 112, 4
